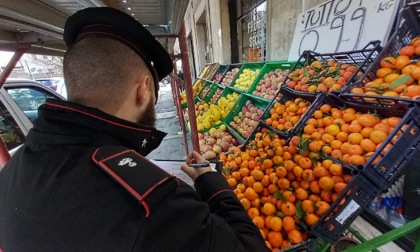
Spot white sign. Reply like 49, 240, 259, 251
288, 0, 401, 60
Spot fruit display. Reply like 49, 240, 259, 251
298, 101, 403, 167
199, 84, 212, 99
233, 68, 261, 91
219, 127, 355, 250
265, 97, 312, 134
287, 60, 362, 93
228, 100, 265, 140
198, 65, 210, 78
199, 124, 240, 159
181, 79, 204, 104
220, 67, 240, 86
195, 92, 240, 131
209, 87, 224, 103
251, 68, 289, 100
213, 72, 225, 83
348, 36, 420, 100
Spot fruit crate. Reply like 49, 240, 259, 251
218, 63, 243, 86
282, 41, 382, 96
214, 86, 242, 104
309, 167, 380, 243
302, 94, 420, 190
211, 64, 229, 83
259, 87, 324, 139
181, 78, 206, 108
247, 61, 296, 102
341, 2, 420, 104
198, 63, 220, 80
229, 62, 266, 93
197, 80, 214, 100
223, 93, 270, 142
202, 82, 225, 103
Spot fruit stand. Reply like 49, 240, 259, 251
174, 2, 420, 251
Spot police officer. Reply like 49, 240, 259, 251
0, 7, 269, 252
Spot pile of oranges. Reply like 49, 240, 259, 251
299, 103, 402, 167
265, 97, 312, 133
350, 36, 420, 99
287, 60, 361, 93
220, 128, 353, 251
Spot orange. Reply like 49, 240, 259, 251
395, 55, 411, 70
288, 229, 303, 244
281, 202, 296, 216
302, 199, 315, 213
321, 189, 333, 202
227, 177, 238, 187
253, 182, 264, 193
251, 169, 265, 181
334, 182, 348, 194
320, 104, 332, 113
370, 130, 388, 144
319, 176, 335, 190
348, 123, 362, 133
240, 198, 251, 210
348, 144, 363, 155
348, 133, 364, 144
309, 140, 322, 152
387, 117, 401, 128
261, 202, 276, 216
350, 154, 366, 166
267, 231, 283, 248
295, 188, 309, 200
245, 188, 259, 201
361, 127, 374, 138
380, 56, 396, 68
357, 114, 378, 127
309, 180, 321, 194
376, 67, 393, 78
252, 216, 265, 229
248, 207, 260, 219
298, 157, 313, 169
402, 64, 418, 75
336, 132, 349, 142
400, 45, 415, 57
305, 213, 320, 225
412, 67, 420, 80
270, 216, 283, 231
326, 124, 340, 136
405, 85, 420, 98
278, 178, 291, 190
315, 201, 331, 216
360, 139, 376, 152
282, 216, 296, 232
293, 165, 303, 178
329, 164, 343, 175
313, 166, 329, 178
283, 190, 296, 203
302, 169, 315, 182
384, 73, 400, 84
374, 123, 391, 134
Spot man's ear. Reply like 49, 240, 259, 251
136, 75, 151, 106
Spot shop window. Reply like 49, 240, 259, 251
236, 1, 266, 62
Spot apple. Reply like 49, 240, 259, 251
231, 99, 262, 139
198, 124, 241, 156
251, 68, 289, 100
220, 68, 240, 86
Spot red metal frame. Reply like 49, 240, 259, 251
178, 23, 199, 152
0, 43, 31, 168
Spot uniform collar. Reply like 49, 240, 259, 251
29, 99, 166, 156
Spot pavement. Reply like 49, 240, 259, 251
147, 83, 194, 185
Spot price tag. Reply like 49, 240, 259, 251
335, 199, 360, 225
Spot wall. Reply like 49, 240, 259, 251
266, 0, 325, 61
182, 0, 232, 76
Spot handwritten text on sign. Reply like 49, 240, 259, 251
288, 0, 400, 60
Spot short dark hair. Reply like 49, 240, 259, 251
63, 37, 151, 113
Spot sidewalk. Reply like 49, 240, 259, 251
147, 83, 194, 184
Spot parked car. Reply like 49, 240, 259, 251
0, 78, 65, 157
35, 77, 63, 91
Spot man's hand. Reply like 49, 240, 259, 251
181, 151, 212, 181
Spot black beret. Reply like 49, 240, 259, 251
63, 7, 173, 101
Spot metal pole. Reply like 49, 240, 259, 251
178, 22, 199, 152
172, 77, 189, 156
0, 43, 31, 168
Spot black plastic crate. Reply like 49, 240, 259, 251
260, 87, 324, 139
309, 171, 380, 243
283, 41, 381, 96
341, 2, 420, 104
218, 63, 243, 86
211, 64, 229, 83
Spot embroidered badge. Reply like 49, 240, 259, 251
141, 138, 147, 148
118, 157, 137, 167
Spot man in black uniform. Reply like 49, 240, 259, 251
0, 7, 268, 252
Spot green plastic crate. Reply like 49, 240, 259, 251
247, 61, 296, 101
223, 93, 270, 142
219, 63, 243, 86
229, 62, 266, 92
202, 82, 225, 103
197, 81, 214, 100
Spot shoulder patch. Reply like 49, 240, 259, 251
92, 145, 177, 217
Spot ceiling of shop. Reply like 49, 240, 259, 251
0, 0, 188, 56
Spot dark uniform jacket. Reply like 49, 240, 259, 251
0, 99, 268, 252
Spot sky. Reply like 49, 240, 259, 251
0, 51, 15, 67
